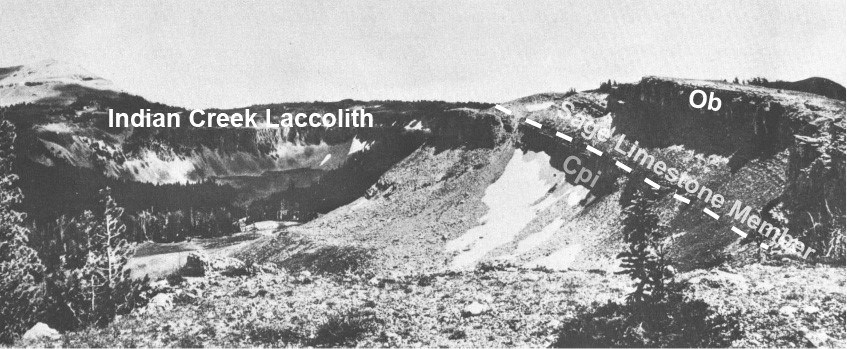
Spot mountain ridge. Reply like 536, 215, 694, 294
1, 60, 843, 270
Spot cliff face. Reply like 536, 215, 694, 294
610, 77, 814, 162
784, 118, 845, 259
609, 77, 846, 262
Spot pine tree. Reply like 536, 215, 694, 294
64, 188, 137, 326
617, 185, 673, 304
0, 119, 45, 343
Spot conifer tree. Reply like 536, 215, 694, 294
64, 188, 137, 326
617, 185, 673, 304
0, 119, 45, 343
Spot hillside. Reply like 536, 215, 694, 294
242, 77, 845, 275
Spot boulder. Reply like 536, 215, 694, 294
182, 251, 250, 276
257, 262, 279, 274
148, 293, 174, 312
297, 270, 313, 284
461, 302, 490, 317
779, 305, 798, 317
805, 330, 834, 348
22, 322, 60, 341
149, 279, 172, 292
183, 252, 211, 276
547, 319, 562, 329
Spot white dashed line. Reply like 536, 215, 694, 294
495, 105, 512, 115
555, 132, 573, 142
673, 194, 690, 204
519, 122, 808, 262
586, 145, 603, 156
703, 208, 719, 220
524, 118, 542, 128
615, 161, 632, 173
643, 178, 660, 189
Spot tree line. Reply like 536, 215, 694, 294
1, 119, 148, 342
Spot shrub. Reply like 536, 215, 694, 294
285, 245, 374, 275
246, 322, 305, 346
311, 309, 379, 347
554, 284, 742, 347
166, 272, 185, 286
46, 188, 150, 329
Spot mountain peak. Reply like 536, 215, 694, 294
2, 59, 108, 85
0, 59, 120, 106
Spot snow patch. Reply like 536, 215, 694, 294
446, 149, 558, 269
509, 185, 589, 258
348, 136, 373, 154
0, 60, 119, 106
404, 120, 424, 131
515, 218, 563, 256
565, 186, 590, 206
319, 154, 332, 166
37, 123, 74, 133
122, 150, 196, 184
527, 244, 583, 271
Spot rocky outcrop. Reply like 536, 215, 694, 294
21, 322, 60, 342
782, 118, 845, 259
611, 77, 846, 261
428, 108, 514, 149
182, 251, 256, 276
608, 77, 810, 158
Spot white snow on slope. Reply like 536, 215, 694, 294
527, 244, 583, 271
319, 154, 332, 166
510, 184, 590, 257
404, 120, 426, 131
348, 136, 373, 154
0, 59, 113, 87
122, 150, 196, 184
446, 149, 559, 269
514, 218, 564, 256
0, 59, 119, 106
37, 123, 74, 134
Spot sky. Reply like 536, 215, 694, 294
2, 0, 845, 108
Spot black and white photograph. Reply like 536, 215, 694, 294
1, 0, 845, 347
